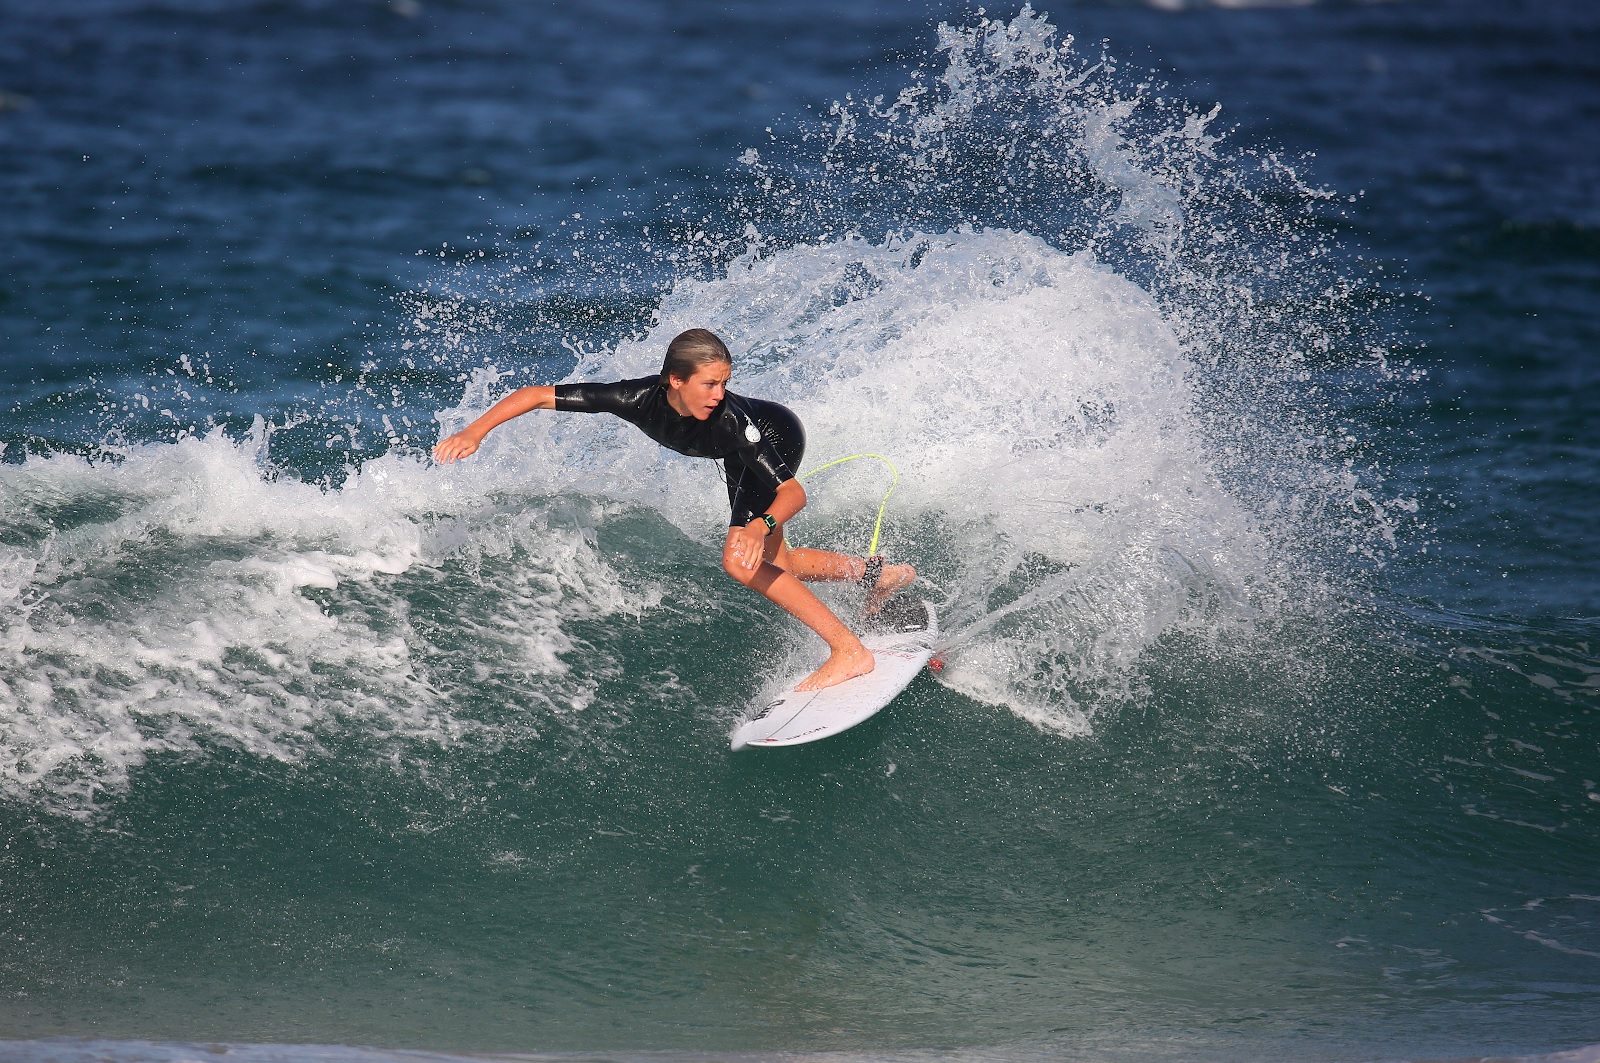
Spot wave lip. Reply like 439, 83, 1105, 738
508, 226, 1284, 736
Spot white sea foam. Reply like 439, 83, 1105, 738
0, 431, 647, 815
443, 228, 1276, 735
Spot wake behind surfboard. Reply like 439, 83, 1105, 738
730, 597, 937, 750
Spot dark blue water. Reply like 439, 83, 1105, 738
2, 2, 1597, 1061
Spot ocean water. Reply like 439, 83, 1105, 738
1, 1, 1597, 1061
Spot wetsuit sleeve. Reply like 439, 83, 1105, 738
551, 379, 645, 415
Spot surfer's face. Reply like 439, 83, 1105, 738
667, 362, 731, 420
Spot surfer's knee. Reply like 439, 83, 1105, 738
721, 546, 757, 586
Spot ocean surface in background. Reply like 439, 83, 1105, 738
1, 0, 1597, 1060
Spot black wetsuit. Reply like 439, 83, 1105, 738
552, 376, 806, 527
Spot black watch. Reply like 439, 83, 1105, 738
759, 513, 777, 535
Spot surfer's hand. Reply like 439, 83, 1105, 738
433, 431, 481, 464
727, 524, 767, 574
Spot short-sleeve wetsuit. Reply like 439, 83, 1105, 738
553, 376, 806, 528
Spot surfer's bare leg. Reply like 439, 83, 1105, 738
779, 545, 915, 609
723, 529, 874, 691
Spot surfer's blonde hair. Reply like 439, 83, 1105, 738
661, 328, 731, 384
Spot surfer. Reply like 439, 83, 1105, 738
432, 328, 916, 691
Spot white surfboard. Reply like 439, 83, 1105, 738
730, 598, 938, 750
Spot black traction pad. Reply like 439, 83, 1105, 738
860, 595, 931, 634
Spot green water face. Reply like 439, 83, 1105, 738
3, 535, 1594, 1059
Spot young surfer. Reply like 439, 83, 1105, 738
432, 328, 915, 691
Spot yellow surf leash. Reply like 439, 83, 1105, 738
790, 452, 952, 672
792, 452, 899, 557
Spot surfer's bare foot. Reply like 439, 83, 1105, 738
864, 562, 917, 614
795, 644, 875, 691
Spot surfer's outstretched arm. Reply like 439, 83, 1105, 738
433, 385, 556, 463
